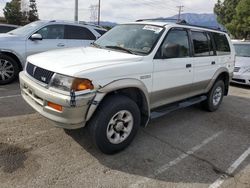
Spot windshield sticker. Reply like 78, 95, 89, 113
143, 25, 163, 33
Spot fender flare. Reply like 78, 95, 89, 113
85, 78, 151, 126
0, 49, 25, 67
205, 67, 231, 93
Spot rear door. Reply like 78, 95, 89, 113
151, 28, 194, 108
191, 30, 218, 93
64, 25, 97, 48
26, 24, 68, 57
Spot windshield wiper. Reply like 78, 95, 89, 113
91, 42, 103, 49
105, 45, 134, 54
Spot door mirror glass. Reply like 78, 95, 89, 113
30, 33, 43, 41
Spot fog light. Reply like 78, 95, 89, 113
47, 101, 62, 112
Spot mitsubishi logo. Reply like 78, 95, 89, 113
41, 77, 46, 82
32, 66, 37, 76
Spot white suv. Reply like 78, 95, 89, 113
0, 20, 106, 84
19, 20, 235, 154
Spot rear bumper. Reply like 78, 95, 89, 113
231, 72, 250, 86
19, 71, 96, 129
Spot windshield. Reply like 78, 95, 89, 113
8, 21, 46, 36
94, 24, 164, 55
234, 44, 250, 57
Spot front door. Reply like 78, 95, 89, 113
26, 24, 68, 58
151, 28, 194, 109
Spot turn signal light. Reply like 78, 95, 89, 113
72, 79, 94, 91
48, 102, 62, 112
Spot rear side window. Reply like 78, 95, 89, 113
65, 25, 96, 40
157, 29, 190, 59
95, 29, 106, 35
0, 26, 16, 33
191, 31, 210, 57
212, 33, 231, 55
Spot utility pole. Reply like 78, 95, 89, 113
75, 0, 78, 22
177, 5, 184, 21
98, 0, 101, 25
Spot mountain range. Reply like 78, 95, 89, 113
99, 13, 223, 30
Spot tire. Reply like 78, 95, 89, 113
202, 80, 225, 112
0, 54, 19, 85
88, 95, 141, 154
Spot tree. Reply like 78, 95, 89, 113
234, 0, 250, 39
3, 0, 23, 25
214, 0, 250, 39
28, 0, 39, 22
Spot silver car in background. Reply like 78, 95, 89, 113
0, 20, 106, 84
232, 40, 250, 86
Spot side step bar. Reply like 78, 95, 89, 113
151, 95, 207, 119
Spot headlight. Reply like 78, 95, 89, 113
50, 74, 94, 92
245, 68, 250, 73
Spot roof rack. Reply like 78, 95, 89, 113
136, 18, 187, 24
178, 22, 227, 33
136, 18, 226, 33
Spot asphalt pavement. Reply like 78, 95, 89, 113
0, 82, 249, 188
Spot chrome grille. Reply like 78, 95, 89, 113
234, 67, 240, 72
26, 63, 54, 84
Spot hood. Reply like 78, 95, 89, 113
27, 47, 144, 76
0, 33, 23, 41
235, 56, 250, 68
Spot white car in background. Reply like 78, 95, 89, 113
232, 40, 250, 86
0, 20, 106, 84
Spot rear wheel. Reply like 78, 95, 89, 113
0, 55, 19, 85
89, 95, 141, 154
202, 80, 225, 112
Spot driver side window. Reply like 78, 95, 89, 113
36, 25, 65, 39
157, 29, 190, 59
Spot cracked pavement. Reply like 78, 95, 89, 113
0, 82, 249, 188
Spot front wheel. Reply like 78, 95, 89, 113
89, 95, 141, 154
0, 55, 19, 85
202, 80, 225, 112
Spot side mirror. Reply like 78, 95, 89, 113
30, 33, 43, 41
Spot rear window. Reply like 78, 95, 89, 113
211, 33, 231, 55
192, 31, 210, 57
95, 29, 106, 35
0, 26, 16, 33
65, 25, 96, 40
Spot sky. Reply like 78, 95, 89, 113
0, 0, 217, 23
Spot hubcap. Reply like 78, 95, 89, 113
106, 110, 134, 144
0, 59, 14, 81
213, 86, 222, 106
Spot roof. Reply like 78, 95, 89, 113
232, 40, 250, 44
47, 20, 106, 30
126, 19, 226, 34
0, 23, 19, 27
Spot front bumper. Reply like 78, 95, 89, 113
19, 71, 96, 129
231, 72, 250, 86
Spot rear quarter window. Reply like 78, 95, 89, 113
65, 25, 96, 40
212, 33, 231, 55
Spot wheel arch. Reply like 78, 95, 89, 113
85, 79, 151, 127
206, 68, 231, 96
0, 50, 23, 71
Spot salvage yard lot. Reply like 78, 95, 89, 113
0, 82, 249, 188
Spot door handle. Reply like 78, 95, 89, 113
211, 61, 216, 65
57, 43, 65, 47
186, 64, 192, 68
